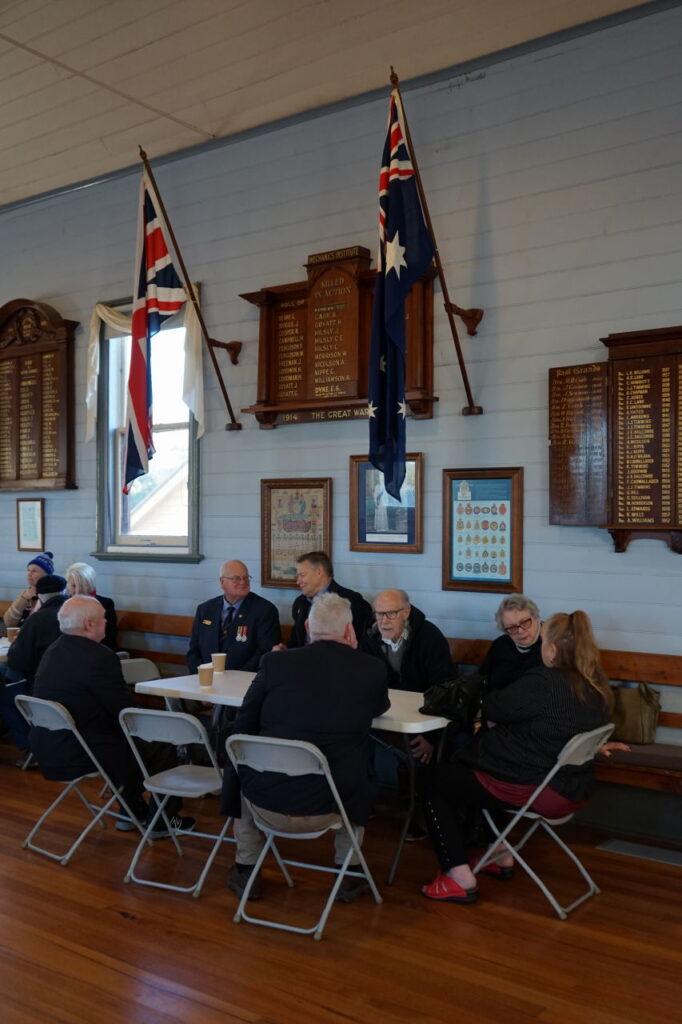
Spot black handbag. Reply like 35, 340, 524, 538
419, 671, 487, 733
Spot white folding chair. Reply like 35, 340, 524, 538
14, 695, 147, 865
120, 658, 160, 685
226, 734, 382, 941
472, 723, 615, 919
119, 708, 233, 897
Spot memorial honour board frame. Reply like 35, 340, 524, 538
0, 298, 78, 491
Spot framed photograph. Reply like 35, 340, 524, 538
17, 498, 45, 552
442, 468, 523, 592
261, 478, 332, 588
349, 454, 423, 553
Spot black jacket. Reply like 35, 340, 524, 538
221, 641, 389, 824
187, 591, 281, 672
478, 632, 543, 692
288, 580, 372, 648
460, 666, 611, 802
7, 594, 69, 684
95, 595, 118, 651
360, 605, 453, 692
30, 634, 133, 784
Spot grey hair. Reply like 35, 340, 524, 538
65, 561, 97, 594
58, 595, 103, 634
373, 588, 410, 607
494, 593, 541, 632
308, 592, 352, 640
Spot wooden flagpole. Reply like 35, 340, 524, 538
138, 147, 242, 430
390, 69, 483, 416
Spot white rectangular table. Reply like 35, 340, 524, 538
135, 671, 448, 883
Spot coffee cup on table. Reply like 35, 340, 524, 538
211, 652, 226, 672
198, 663, 214, 689
6, 627, 19, 643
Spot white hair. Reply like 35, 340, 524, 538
65, 561, 97, 594
58, 595, 103, 633
308, 592, 352, 640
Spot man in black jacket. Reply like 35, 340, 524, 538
286, 551, 372, 649
361, 588, 453, 766
1, 574, 69, 758
30, 595, 193, 834
222, 592, 389, 902
187, 559, 280, 672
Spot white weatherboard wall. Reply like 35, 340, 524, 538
2, 7, 682, 687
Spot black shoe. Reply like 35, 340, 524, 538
227, 862, 262, 900
335, 869, 371, 903
149, 815, 196, 839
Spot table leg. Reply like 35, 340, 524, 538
386, 736, 416, 886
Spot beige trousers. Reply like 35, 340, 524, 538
234, 796, 365, 867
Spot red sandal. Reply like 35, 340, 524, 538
422, 873, 479, 903
469, 858, 515, 881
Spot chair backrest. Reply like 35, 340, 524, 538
15, 694, 76, 732
119, 707, 221, 775
226, 734, 330, 778
556, 723, 615, 768
120, 658, 160, 684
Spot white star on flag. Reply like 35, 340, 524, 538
398, 401, 407, 419
385, 230, 407, 278
380, 355, 386, 372
367, 401, 378, 418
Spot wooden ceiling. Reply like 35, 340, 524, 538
0, 0, 653, 208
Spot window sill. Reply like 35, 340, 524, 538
91, 550, 204, 565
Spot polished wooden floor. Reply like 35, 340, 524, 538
0, 736, 680, 1024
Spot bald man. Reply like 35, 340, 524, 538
187, 560, 281, 673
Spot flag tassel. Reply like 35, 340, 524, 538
138, 147, 242, 431
389, 69, 483, 416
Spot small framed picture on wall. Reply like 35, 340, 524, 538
349, 454, 423, 553
442, 467, 523, 592
261, 478, 332, 588
17, 498, 45, 552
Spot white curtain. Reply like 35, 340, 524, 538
85, 296, 205, 441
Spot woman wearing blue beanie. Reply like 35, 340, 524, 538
3, 551, 55, 629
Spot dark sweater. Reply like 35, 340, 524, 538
479, 632, 543, 692
360, 605, 454, 692
459, 666, 611, 802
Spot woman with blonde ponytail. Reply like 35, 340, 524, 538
420, 609, 613, 905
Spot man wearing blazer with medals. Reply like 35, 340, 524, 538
187, 561, 281, 673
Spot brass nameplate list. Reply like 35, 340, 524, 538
0, 299, 78, 490
241, 246, 435, 428
549, 325, 682, 552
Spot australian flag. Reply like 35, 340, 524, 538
123, 171, 186, 493
368, 90, 434, 499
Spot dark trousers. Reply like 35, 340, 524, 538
419, 762, 511, 871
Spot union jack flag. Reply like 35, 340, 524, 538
123, 171, 186, 493
368, 90, 434, 499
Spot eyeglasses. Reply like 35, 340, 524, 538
220, 575, 252, 583
504, 616, 533, 635
374, 608, 405, 620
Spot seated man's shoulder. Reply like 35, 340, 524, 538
244, 592, 279, 616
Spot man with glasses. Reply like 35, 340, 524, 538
361, 588, 453, 766
479, 594, 543, 692
187, 560, 281, 673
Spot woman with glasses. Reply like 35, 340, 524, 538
479, 594, 543, 692
420, 609, 614, 903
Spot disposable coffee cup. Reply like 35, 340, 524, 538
198, 663, 214, 689
6, 627, 19, 643
211, 652, 226, 672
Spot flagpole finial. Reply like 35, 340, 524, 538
138, 146, 148, 161
390, 66, 399, 89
